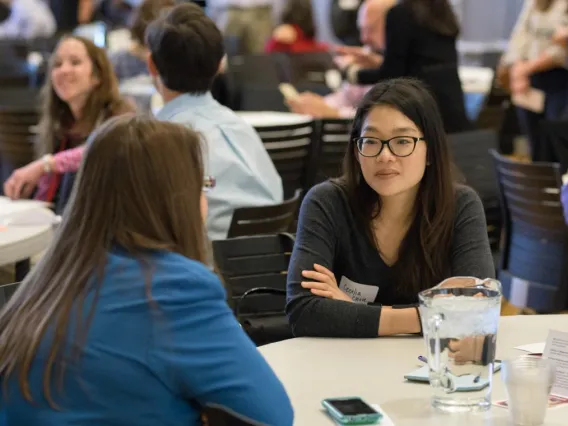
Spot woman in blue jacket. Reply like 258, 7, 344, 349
0, 115, 294, 426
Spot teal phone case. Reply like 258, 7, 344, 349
404, 361, 502, 392
322, 398, 382, 425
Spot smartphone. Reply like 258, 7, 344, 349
278, 83, 300, 100
321, 397, 382, 425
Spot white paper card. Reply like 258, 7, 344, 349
515, 342, 545, 353
512, 87, 545, 113
339, 276, 379, 304
543, 330, 568, 398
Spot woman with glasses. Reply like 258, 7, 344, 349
0, 116, 293, 426
286, 78, 494, 338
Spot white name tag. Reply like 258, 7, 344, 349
339, 276, 379, 304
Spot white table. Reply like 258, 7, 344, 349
458, 66, 495, 95
259, 315, 568, 426
0, 197, 54, 281
236, 112, 313, 128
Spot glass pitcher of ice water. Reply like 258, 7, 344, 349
418, 277, 502, 413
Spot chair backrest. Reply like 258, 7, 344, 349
448, 130, 501, 248
312, 118, 351, 184
203, 404, 266, 426
213, 234, 294, 315
491, 149, 568, 311
228, 189, 301, 238
254, 120, 315, 198
227, 54, 287, 111
0, 282, 20, 308
284, 52, 337, 95
0, 91, 40, 191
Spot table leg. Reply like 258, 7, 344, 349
15, 259, 30, 282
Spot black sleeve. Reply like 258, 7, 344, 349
285, 183, 382, 338
355, 4, 415, 85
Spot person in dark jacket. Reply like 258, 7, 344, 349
340, 0, 471, 133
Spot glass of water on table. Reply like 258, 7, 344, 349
502, 356, 556, 426
418, 277, 502, 413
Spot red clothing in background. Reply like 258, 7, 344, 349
265, 25, 328, 54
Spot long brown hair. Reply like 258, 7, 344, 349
339, 78, 456, 298
38, 35, 131, 155
403, 0, 460, 37
0, 116, 208, 405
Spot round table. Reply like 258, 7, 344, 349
0, 197, 54, 281
259, 315, 568, 426
236, 111, 313, 128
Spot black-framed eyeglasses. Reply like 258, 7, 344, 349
203, 176, 216, 192
355, 136, 425, 158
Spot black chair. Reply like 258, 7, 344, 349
312, 118, 351, 185
0, 282, 20, 308
223, 35, 242, 57
227, 54, 288, 111
0, 89, 40, 193
212, 233, 295, 346
283, 52, 337, 96
447, 130, 501, 252
491, 150, 568, 312
253, 120, 315, 198
541, 119, 568, 171
203, 404, 266, 426
228, 189, 301, 238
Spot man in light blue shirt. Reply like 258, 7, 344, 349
145, 3, 283, 240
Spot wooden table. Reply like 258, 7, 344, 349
259, 315, 568, 426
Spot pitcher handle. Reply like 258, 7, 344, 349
428, 313, 444, 374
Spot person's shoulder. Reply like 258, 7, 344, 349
454, 184, 484, 216
149, 251, 225, 301
303, 180, 348, 210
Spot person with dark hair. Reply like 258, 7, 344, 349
286, 78, 495, 338
498, 0, 568, 161
146, 3, 283, 241
265, 0, 326, 53
110, 0, 176, 81
337, 0, 470, 133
